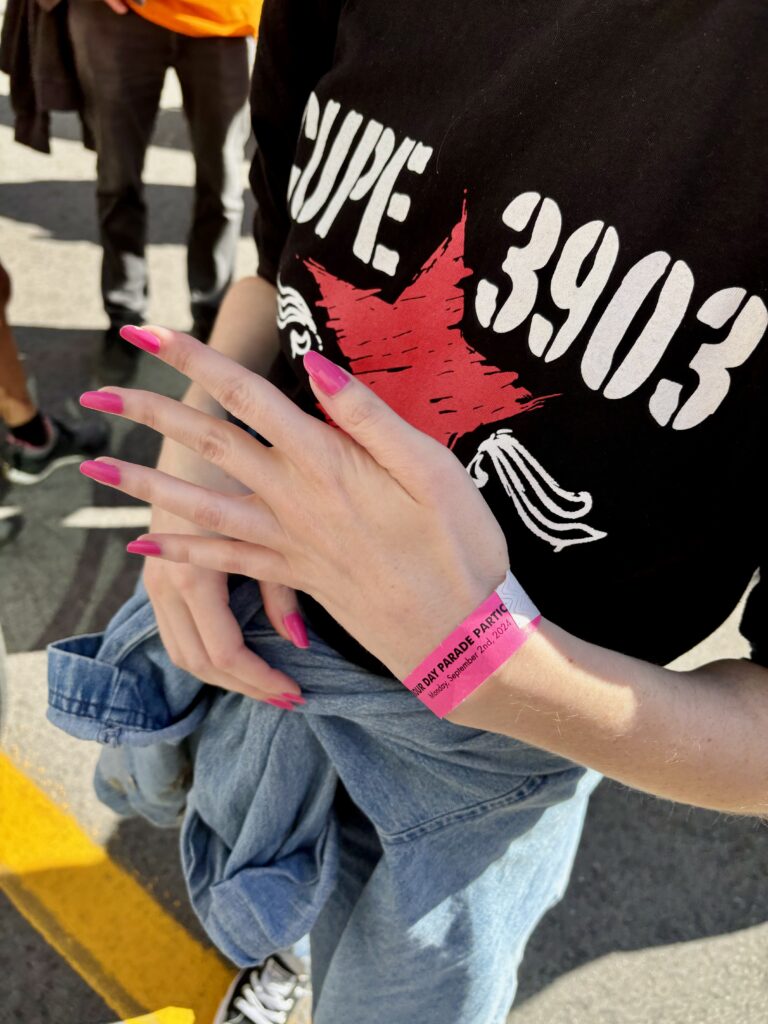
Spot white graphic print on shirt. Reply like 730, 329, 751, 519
279, 93, 768, 550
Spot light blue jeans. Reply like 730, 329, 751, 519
247, 607, 600, 1024
48, 580, 600, 1024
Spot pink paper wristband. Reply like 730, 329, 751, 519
402, 570, 541, 718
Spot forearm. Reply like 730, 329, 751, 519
0, 263, 37, 426
184, 276, 280, 414
450, 622, 768, 815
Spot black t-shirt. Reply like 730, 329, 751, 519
249, 0, 768, 675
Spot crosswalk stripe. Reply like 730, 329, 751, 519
61, 506, 152, 529
0, 752, 233, 1021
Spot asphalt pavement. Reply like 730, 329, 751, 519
0, 41, 767, 1024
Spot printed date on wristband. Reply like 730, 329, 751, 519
402, 571, 540, 718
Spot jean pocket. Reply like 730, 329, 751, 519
379, 771, 549, 844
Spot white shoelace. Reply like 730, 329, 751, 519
225, 958, 302, 1024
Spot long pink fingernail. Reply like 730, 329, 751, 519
284, 612, 310, 649
120, 325, 161, 354
126, 540, 162, 557
80, 460, 120, 485
267, 698, 296, 710
281, 691, 306, 705
303, 351, 349, 396
80, 390, 124, 414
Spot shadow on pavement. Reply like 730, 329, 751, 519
10, 323, 186, 416
0, 324, 188, 653
0, 93, 194, 153
0, 859, 227, 1022
1, 452, 148, 654
106, 817, 211, 945
96, 774, 768, 1009
516, 780, 768, 1003
10, 325, 103, 401
0, 179, 254, 246
0, 888, 114, 1024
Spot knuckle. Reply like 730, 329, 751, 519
222, 543, 248, 575
156, 631, 180, 665
184, 654, 208, 678
416, 441, 455, 484
423, 448, 454, 485
132, 472, 154, 505
198, 427, 231, 467
165, 644, 189, 671
194, 499, 225, 533
216, 375, 254, 421
132, 390, 157, 431
303, 435, 343, 487
343, 396, 380, 432
181, 571, 211, 598
211, 646, 238, 672
258, 579, 290, 606
143, 564, 163, 589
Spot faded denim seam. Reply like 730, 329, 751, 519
380, 772, 550, 844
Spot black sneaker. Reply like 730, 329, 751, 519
1, 414, 109, 485
191, 316, 216, 345
214, 953, 311, 1024
0, 508, 23, 547
96, 323, 141, 385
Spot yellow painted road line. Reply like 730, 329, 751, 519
0, 752, 233, 1021
121, 1010, 194, 1024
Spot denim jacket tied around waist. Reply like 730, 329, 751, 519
47, 577, 587, 966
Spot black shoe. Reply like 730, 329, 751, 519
0, 508, 23, 547
191, 313, 217, 345
97, 324, 141, 385
1, 414, 109, 486
213, 953, 310, 1024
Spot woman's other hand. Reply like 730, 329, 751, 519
134, 387, 306, 706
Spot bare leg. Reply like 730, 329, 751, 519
0, 261, 37, 429
0, 260, 108, 485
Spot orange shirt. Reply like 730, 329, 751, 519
128, 1, 262, 38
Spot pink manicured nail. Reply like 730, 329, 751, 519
267, 698, 296, 710
303, 351, 349, 396
80, 460, 121, 485
126, 540, 162, 557
120, 324, 161, 354
281, 691, 306, 705
80, 391, 124, 414
284, 612, 310, 649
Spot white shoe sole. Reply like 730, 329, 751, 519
4, 453, 84, 486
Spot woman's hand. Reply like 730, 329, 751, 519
79, 327, 768, 815
80, 325, 510, 682
144, 417, 307, 705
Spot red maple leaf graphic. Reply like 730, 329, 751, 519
304, 202, 554, 449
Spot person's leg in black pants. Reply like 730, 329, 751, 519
174, 35, 252, 341
68, 0, 171, 381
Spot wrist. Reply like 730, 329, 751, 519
206, 276, 280, 374
400, 569, 540, 718
446, 619, 633, 740
444, 620, 553, 728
